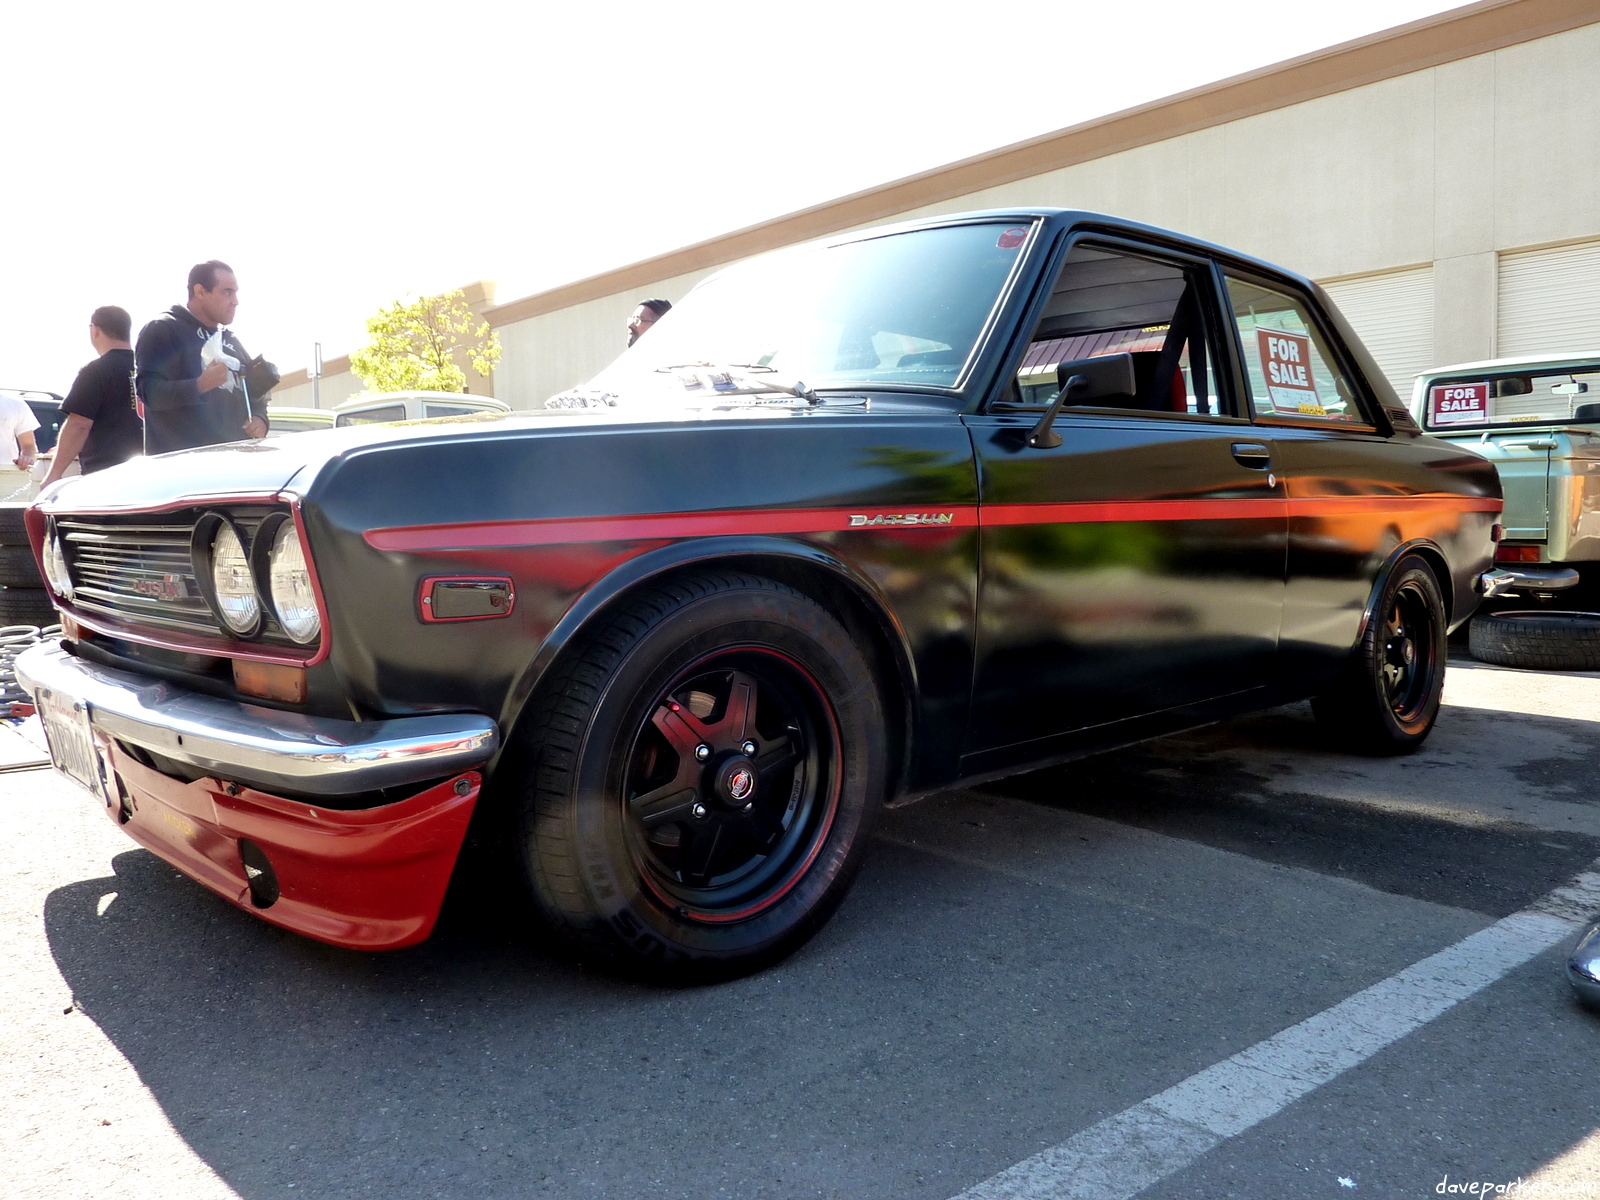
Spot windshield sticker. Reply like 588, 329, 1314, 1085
997, 227, 1028, 250
1428, 382, 1489, 426
1256, 329, 1322, 414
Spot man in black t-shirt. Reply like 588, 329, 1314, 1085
43, 306, 144, 485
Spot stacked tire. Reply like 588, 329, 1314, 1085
0, 505, 56, 627
1469, 609, 1600, 672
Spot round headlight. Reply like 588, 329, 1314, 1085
266, 521, 320, 645
210, 521, 261, 635
43, 528, 73, 601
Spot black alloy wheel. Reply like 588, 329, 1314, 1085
512, 570, 886, 981
1312, 554, 1447, 754
624, 656, 835, 921
1377, 576, 1437, 724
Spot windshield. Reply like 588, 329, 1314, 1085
1420, 366, 1600, 431
569, 221, 1033, 406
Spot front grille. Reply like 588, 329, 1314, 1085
58, 507, 307, 649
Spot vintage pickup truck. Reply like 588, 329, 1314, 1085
19, 209, 1500, 979
1413, 354, 1600, 669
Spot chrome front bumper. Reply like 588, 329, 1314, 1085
1479, 566, 1581, 598
16, 641, 498, 797
1569, 921, 1600, 1010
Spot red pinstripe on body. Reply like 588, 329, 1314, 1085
363, 493, 1501, 551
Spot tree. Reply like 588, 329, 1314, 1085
349, 289, 502, 394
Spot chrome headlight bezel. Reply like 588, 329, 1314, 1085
251, 512, 321, 646
191, 512, 263, 637
42, 523, 73, 602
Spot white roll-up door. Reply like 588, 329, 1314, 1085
1320, 266, 1435, 397
1497, 240, 1600, 357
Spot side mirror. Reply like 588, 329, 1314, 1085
1028, 353, 1138, 449
1055, 353, 1137, 405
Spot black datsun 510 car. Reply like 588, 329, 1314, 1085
20, 210, 1501, 980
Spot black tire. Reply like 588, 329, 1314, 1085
0, 504, 27, 547
1312, 555, 1447, 755
0, 544, 41, 588
1469, 609, 1600, 671
0, 587, 56, 628
511, 570, 886, 981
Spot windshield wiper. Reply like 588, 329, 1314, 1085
656, 362, 820, 405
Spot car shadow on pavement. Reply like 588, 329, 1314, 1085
985, 701, 1600, 918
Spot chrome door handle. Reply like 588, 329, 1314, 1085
1231, 442, 1272, 469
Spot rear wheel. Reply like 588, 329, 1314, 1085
1312, 555, 1446, 754
513, 571, 886, 981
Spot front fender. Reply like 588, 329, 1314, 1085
493, 534, 924, 760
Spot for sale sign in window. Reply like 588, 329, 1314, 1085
1428, 382, 1489, 426
1256, 328, 1324, 415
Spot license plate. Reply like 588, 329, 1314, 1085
36, 685, 108, 804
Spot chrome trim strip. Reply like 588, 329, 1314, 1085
17, 642, 498, 797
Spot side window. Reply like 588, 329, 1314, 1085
424, 403, 475, 418
1225, 276, 1366, 424
1012, 244, 1223, 415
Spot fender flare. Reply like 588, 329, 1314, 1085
1354, 537, 1453, 643
494, 534, 922, 753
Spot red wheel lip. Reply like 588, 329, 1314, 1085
630, 645, 843, 925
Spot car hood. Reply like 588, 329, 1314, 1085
33, 403, 837, 513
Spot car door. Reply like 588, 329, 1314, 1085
1218, 271, 1466, 679
963, 237, 1287, 763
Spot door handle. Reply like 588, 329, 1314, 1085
1231, 442, 1272, 469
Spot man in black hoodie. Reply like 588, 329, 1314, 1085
136, 260, 277, 454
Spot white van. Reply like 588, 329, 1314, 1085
332, 391, 511, 427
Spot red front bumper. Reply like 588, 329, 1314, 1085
101, 742, 480, 950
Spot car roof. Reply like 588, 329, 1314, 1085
1414, 353, 1600, 381
0, 389, 63, 406
803, 207, 1320, 293
332, 391, 510, 412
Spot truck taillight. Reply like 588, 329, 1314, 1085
1495, 545, 1541, 563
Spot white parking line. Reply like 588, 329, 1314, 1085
952, 864, 1600, 1200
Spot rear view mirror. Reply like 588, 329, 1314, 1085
1055, 353, 1137, 406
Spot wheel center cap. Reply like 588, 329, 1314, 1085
715, 757, 757, 806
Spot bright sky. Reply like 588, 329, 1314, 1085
7, 0, 1474, 393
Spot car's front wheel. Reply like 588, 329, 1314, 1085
513, 570, 886, 981
1312, 555, 1447, 754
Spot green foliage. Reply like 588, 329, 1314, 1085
349, 290, 502, 394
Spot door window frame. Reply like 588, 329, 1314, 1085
1214, 264, 1383, 434
980, 230, 1253, 425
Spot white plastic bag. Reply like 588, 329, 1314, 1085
201, 328, 241, 391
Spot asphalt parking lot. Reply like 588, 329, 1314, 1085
5, 657, 1600, 1200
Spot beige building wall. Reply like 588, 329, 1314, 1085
283, 3, 1600, 411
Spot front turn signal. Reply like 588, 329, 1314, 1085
233, 659, 307, 704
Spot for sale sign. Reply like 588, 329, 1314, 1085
1428, 381, 1489, 426
1256, 328, 1324, 415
